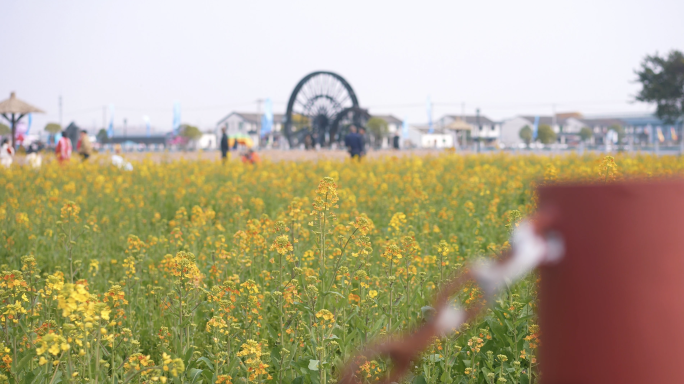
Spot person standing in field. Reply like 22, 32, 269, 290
55, 131, 72, 164
344, 125, 363, 159
0, 138, 14, 168
358, 127, 368, 158
77, 130, 92, 161
220, 127, 229, 163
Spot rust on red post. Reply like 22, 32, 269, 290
538, 180, 684, 384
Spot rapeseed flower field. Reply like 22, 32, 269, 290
0, 153, 681, 384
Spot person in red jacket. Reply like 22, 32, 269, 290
55, 131, 72, 164
240, 148, 260, 164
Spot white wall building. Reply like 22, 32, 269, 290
500, 114, 587, 147
216, 112, 286, 148
198, 131, 217, 150
405, 126, 454, 148
435, 115, 501, 145
500, 116, 532, 147
372, 114, 403, 148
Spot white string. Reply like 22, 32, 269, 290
472, 220, 563, 296
433, 220, 564, 335
434, 306, 466, 336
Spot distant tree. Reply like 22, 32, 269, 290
97, 128, 108, 143
0, 123, 9, 135
366, 117, 389, 147
519, 125, 533, 146
537, 124, 557, 144
608, 124, 625, 142
179, 124, 202, 141
45, 123, 62, 134
179, 125, 203, 150
635, 50, 684, 125
579, 127, 593, 142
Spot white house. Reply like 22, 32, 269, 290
435, 115, 501, 146
405, 126, 454, 148
579, 118, 626, 145
500, 114, 587, 147
500, 116, 532, 147
216, 112, 286, 147
371, 114, 403, 148
198, 131, 217, 150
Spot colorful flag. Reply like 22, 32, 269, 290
26, 113, 32, 135
533, 116, 540, 139
107, 104, 115, 137
402, 117, 409, 139
657, 127, 665, 143
671, 127, 678, 141
261, 98, 273, 135
173, 102, 181, 134
143, 116, 151, 137
427, 96, 433, 133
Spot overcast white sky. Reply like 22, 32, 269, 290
2, 0, 683, 133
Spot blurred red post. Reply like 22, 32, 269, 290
538, 180, 684, 383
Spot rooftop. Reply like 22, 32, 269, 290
217, 112, 285, 125
442, 114, 495, 125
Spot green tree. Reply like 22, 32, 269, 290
179, 124, 203, 141
45, 123, 62, 134
0, 123, 9, 135
519, 125, 533, 146
96, 128, 108, 143
579, 127, 593, 142
366, 117, 389, 147
537, 124, 557, 144
635, 50, 684, 125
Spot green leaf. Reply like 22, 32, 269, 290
324, 290, 345, 298
412, 374, 427, 384
308, 359, 320, 371
440, 369, 451, 383
16, 352, 33, 372
187, 368, 203, 383
369, 316, 385, 334
196, 356, 214, 372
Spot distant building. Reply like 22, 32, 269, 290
586, 114, 678, 145
577, 118, 624, 145
107, 134, 169, 147
198, 130, 217, 150
499, 113, 679, 147
216, 112, 286, 148
405, 126, 454, 148
500, 114, 585, 147
435, 114, 500, 147
370, 115, 403, 148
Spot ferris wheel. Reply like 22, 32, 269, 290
283, 71, 363, 147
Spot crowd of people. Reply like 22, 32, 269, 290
1, 124, 375, 168
0, 129, 133, 170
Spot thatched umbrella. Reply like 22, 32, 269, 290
447, 118, 471, 131
0, 92, 45, 148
